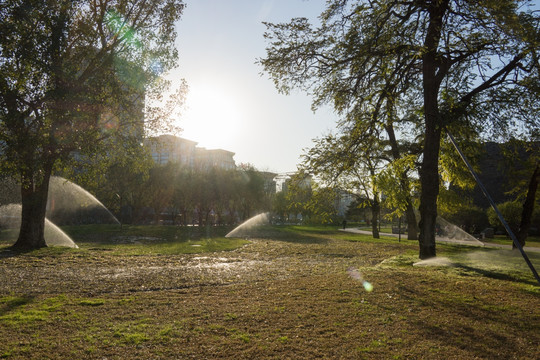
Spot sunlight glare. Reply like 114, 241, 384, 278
179, 83, 245, 149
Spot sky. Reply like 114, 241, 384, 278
168, 0, 339, 174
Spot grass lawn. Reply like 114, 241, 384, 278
483, 234, 540, 248
0, 224, 539, 359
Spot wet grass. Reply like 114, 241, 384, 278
0, 225, 539, 359
0, 224, 249, 256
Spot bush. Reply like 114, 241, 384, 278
487, 201, 540, 233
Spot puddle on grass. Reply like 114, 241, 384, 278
92, 256, 271, 280
190, 256, 268, 271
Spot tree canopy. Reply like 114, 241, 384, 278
260, 0, 540, 258
0, 0, 185, 249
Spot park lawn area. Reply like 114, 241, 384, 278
483, 234, 540, 248
0, 225, 539, 359
0, 224, 249, 255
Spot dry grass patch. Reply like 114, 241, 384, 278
0, 226, 539, 359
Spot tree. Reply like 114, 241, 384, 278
487, 201, 524, 235
0, 0, 185, 249
302, 131, 384, 236
283, 172, 313, 223
517, 162, 539, 245
260, 0, 540, 259
302, 118, 421, 238
306, 185, 339, 224
237, 164, 267, 221
500, 139, 540, 247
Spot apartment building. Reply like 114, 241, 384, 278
195, 147, 236, 170
145, 134, 236, 170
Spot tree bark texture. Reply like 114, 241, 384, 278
418, 120, 442, 259
405, 200, 419, 240
418, 0, 449, 259
13, 167, 52, 250
371, 197, 380, 239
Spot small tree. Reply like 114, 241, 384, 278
500, 139, 540, 247
487, 201, 524, 236
305, 185, 339, 225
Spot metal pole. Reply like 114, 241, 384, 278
446, 130, 540, 285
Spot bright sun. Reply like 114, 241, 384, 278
179, 83, 244, 149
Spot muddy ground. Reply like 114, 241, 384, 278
1, 234, 539, 359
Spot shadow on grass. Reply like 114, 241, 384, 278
0, 244, 49, 258
230, 225, 330, 244
0, 295, 34, 317
0, 246, 20, 259
452, 264, 540, 287
60, 224, 235, 245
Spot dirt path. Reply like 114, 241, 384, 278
341, 228, 540, 252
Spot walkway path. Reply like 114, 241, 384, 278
340, 228, 540, 253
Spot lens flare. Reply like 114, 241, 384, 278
362, 281, 373, 292
347, 267, 373, 292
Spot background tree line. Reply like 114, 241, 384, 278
66, 156, 274, 227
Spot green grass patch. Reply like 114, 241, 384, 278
0, 224, 249, 256
79, 299, 106, 306
483, 234, 540, 248
0, 295, 68, 326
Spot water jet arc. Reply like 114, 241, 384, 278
48, 177, 120, 225
0, 204, 78, 248
225, 213, 271, 238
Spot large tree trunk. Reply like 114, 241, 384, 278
418, 0, 448, 259
516, 163, 539, 248
418, 123, 441, 259
12, 167, 52, 250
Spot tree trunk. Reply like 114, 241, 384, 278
198, 209, 203, 227
12, 168, 52, 250
516, 163, 539, 248
405, 200, 419, 240
371, 197, 380, 239
418, 0, 448, 259
418, 125, 441, 259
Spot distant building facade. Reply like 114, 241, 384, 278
145, 134, 236, 170
195, 148, 236, 170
